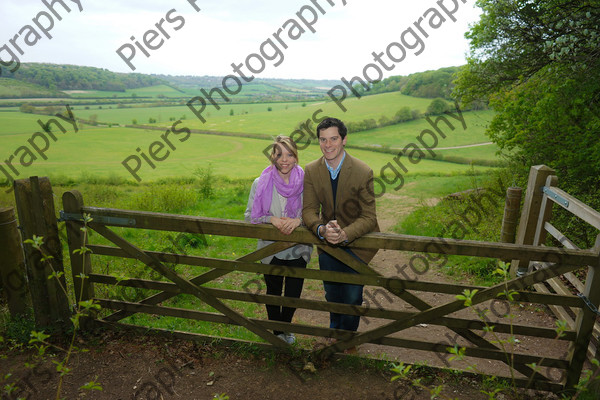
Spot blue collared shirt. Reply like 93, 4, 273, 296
325, 151, 346, 180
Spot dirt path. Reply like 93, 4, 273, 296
295, 192, 566, 380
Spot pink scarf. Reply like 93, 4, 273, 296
251, 164, 304, 223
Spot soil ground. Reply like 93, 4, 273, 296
0, 193, 582, 400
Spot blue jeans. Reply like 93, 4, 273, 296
319, 248, 364, 332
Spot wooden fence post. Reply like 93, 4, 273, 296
62, 190, 95, 309
510, 165, 555, 276
565, 234, 600, 391
0, 207, 31, 317
500, 186, 522, 244
14, 177, 71, 329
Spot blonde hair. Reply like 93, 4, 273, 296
270, 135, 299, 164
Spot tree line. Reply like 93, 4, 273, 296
350, 66, 462, 100
1, 63, 164, 91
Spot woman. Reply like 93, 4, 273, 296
244, 135, 312, 344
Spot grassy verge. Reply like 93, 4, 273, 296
393, 169, 512, 286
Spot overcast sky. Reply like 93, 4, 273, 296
0, 0, 481, 79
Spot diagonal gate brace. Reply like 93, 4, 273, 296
90, 223, 287, 348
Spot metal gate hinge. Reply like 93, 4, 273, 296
542, 186, 570, 208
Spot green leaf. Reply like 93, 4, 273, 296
29, 331, 50, 344
80, 380, 103, 391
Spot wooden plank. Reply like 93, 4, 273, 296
377, 336, 569, 369
96, 298, 568, 369
533, 282, 576, 329
545, 222, 579, 250
533, 276, 598, 362
15, 178, 70, 328
79, 206, 598, 266
95, 273, 575, 340
319, 247, 547, 380
101, 241, 295, 322
544, 187, 600, 231
320, 246, 518, 354
317, 261, 580, 358
0, 207, 31, 317
532, 175, 558, 248
90, 223, 287, 348
563, 271, 586, 294
318, 245, 431, 310
540, 225, 588, 294
90, 275, 575, 340
566, 235, 600, 388
62, 190, 95, 306
511, 165, 556, 276
87, 244, 585, 308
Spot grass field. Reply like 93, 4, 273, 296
79, 91, 434, 131
0, 111, 51, 135
349, 110, 495, 148
65, 84, 185, 98
0, 90, 499, 193
0, 124, 496, 188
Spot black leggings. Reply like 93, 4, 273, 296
264, 256, 307, 335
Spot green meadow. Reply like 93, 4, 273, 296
349, 110, 495, 148
83, 91, 434, 131
0, 91, 499, 191
65, 84, 185, 98
0, 124, 494, 185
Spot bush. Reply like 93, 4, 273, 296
426, 98, 451, 115
194, 165, 215, 199
19, 103, 36, 113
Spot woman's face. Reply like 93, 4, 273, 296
273, 143, 296, 176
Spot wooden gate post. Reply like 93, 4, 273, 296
0, 207, 31, 317
14, 177, 71, 329
62, 190, 95, 309
500, 186, 522, 244
510, 165, 555, 276
565, 234, 600, 391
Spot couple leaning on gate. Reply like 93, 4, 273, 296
244, 117, 379, 353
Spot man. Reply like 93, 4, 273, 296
302, 117, 379, 337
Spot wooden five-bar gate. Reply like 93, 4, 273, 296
1, 165, 599, 394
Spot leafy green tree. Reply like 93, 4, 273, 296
19, 103, 35, 113
378, 115, 391, 127
394, 106, 412, 122
426, 98, 450, 115
454, 0, 600, 247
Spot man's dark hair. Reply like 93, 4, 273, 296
316, 117, 347, 139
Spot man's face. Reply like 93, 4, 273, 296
318, 126, 346, 166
